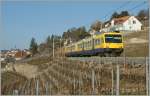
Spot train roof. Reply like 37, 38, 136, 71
65, 31, 122, 47
95, 31, 121, 35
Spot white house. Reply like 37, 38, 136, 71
103, 16, 142, 32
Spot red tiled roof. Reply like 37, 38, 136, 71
113, 16, 130, 25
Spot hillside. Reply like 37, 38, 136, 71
123, 28, 149, 57
52, 29, 149, 57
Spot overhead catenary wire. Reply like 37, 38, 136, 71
101, 0, 147, 22
128, 1, 147, 12
98, 1, 148, 96
98, 0, 147, 31
102, 0, 132, 21
99, 0, 132, 30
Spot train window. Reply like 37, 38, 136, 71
71, 45, 75, 51
86, 42, 88, 48
94, 40, 96, 45
84, 43, 86, 48
105, 34, 122, 43
85, 42, 87, 48
90, 41, 92, 46
89, 41, 91, 47
81, 44, 83, 48
94, 39, 100, 45
88, 41, 90, 47
97, 39, 100, 45
101, 38, 104, 43
78, 44, 80, 49
85, 42, 88, 48
78, 44, 82, 48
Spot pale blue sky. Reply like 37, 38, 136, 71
0, 0, 149, 50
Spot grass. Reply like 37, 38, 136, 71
1, 62, 7, 68
1, 71, 27, 86
123, 29, 149, 40
123, 29, 149, 57
124, 43, 149, 57
27, 56, 52, 65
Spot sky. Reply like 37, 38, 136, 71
0, 0, 149, 50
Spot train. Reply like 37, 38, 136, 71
64, 32, 124, 57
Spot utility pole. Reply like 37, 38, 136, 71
100, 22, 103, 32
146, 57, 149, 95
116, 62, 120, 96
123, 34, 126, 68
46, 82, 49, 95
92, 68, 95, 95
36, 79, 39, 95
112, 63, 114, 95
60, 38, 62, 57
149, 58, 150, 96
53, 37, 54, 58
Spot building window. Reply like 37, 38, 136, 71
133, 20, 136, 24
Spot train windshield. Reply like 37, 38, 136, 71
105, 34, 122, 43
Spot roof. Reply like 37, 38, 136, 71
113, 16, 130, 25
104, 20, 111, 25
15, 51, 27, 58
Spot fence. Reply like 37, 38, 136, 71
1, 57, 150, 95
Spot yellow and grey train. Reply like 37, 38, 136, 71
64, 32, 124, 57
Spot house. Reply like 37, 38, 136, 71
23, 49, 31, 55
14, 49, 31, 60
103, 16, 142, 32
2, 49, 31, 61
14, 51, 27, 60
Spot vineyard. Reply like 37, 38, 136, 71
1, 57, 149, 95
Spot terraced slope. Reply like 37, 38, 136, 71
122, 29, 149, 57
1, 57, 147, 95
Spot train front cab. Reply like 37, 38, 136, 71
103, 32, 124, 56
